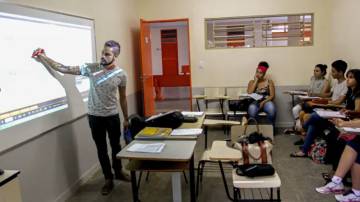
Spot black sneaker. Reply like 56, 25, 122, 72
115, 171, 131, 182
294, 139, 304, 145
101, 179, 114, 195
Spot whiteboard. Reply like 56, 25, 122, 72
0, 3, 96, 153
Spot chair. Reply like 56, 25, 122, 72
194, 87, 227, 119
196, 122, 275, 201
230, 124, 281, 202
226, 87, 267, 121
226, 87, 248, 120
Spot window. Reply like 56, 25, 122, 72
206, 14, 313, 49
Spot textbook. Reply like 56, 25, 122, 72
135, 127, 172, 140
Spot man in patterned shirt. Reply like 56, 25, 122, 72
33, 40, 130, 195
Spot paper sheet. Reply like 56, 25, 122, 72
170, 128, 203, 136
127, 143, 165, 153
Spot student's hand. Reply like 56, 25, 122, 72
340, 109, 349, 114
259, 101, 266, 110
329, 118, 346, 127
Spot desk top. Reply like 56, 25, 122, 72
209, 141, 242, 161
117, 140, 197, 162
134, 114, 205, 141
0, 170, 20, 187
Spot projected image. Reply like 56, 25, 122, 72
0, 11, 94, 130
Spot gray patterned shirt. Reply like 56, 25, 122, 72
80, 63, 127, 116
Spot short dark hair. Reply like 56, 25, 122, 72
331, 60, 347, 74
315, 64, 327, 76
104, 40, 121, 57
258, 61, 269, 68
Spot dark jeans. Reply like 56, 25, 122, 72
88, 114, 122, 180
302, 112, 331, 153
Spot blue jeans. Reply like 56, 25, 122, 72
248, 101, 276, 126
301, 112, 330, 153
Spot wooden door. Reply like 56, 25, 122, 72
140, 19, 155, 116
161, 29, 179, 76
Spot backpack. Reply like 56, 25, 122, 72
146, 110, 184, 129
228, 98, 253, 112
308, 139, 327, 164
125, 114, 146, 144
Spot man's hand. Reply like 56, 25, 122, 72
123, 119, 129, 130
32, 48, 46, 62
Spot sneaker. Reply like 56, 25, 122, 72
101, 179, 114, 195
115, 171, 131, 182
316, 181, 344, 194
335, 190, 360, 202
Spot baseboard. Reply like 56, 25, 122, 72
54, 163, 100, 202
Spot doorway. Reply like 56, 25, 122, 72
140, 19, 192, 116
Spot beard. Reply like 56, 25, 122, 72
100, 57, 114, 66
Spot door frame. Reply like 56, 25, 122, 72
140, 18, 193, 115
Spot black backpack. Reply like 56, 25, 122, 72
146, 110, 184, 129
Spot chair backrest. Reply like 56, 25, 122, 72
230, 124, 274, 143
204, 87, 226, 99
226, 87, 247, 99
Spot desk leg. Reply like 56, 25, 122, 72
204, 126, 208, 150
189, 154, 196, 202
218, 161, 234, 201
130, 171, 139, 202
172, 172, 182, 202
196, 99, 201, 111
291, 95, 294, 107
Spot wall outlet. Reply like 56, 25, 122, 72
199, 60, 205, 69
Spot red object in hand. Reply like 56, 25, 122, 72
32, 49, 44, 58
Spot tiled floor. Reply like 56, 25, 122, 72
67, 129, 337, 202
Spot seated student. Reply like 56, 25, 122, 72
247, 61, 276, 126
291, 64, 330, 125
292, 61, 346, 145
316, 118, 360, 202
290, 67, 360, 158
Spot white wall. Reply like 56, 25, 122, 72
330, 0, 360, 69
0, 0, 139, 202
136, 0, 332, 87
150, 23, 189, 75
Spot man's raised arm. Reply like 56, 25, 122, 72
32, 48, 81, 75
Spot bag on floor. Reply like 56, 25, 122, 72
236, 164, 275, 177
308, 139, 327, 164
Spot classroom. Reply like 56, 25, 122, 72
1, 0, 360, 202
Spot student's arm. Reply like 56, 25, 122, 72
33, 49, 80, 75
321, 81, 332, 98
247, 79, 258, 94
118, 86, 129, 129
331, 118, 360, 128
329, 95, 346, 105
259, 80, 275, 108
